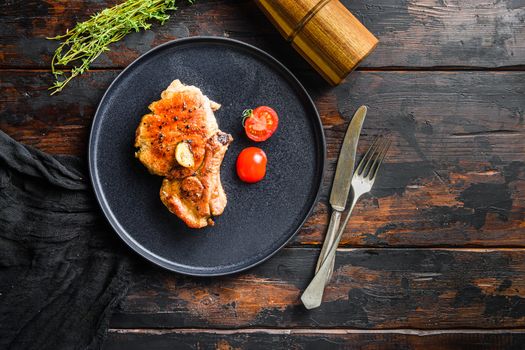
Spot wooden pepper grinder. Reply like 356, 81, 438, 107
255, 0, 378, 85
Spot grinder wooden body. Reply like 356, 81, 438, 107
255, 0, 378, 85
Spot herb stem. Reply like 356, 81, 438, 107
48, 0, 192, 94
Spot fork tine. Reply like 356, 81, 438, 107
356, 136, 381, 175
368, 138, 391, 181
362, 137, 388, 177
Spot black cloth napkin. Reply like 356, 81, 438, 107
0, 130, 133, 350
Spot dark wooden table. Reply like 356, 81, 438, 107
2, 0, 525, 348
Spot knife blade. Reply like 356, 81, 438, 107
314, 105, 367, 275
330, 105, 367, 211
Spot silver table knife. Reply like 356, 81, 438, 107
314, 106, 367, 279
302, 135, 391, 309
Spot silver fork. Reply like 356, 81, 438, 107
301, 136, 391, 309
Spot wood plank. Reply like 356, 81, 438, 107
1, 0, 524, 69
103, 329, 525, 350
1, 70, 523, 247
110, 248, 525, 329
0, 69, 116, 155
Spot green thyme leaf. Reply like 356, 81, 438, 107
48, 0, 193, 95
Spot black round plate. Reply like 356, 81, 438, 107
89, 37, 325, 276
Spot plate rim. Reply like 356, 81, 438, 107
88, 36, 326, 276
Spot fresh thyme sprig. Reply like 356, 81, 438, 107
48, 0, 191, 94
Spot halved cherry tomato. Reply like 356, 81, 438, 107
242, 106, 279, 142
236, 147, 267, 183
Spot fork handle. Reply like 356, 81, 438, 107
301, 226, 345, 309
323, 199, 358, 281
315, 210, 341, 274
301, 195, 360, 309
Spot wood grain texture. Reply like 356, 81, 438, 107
2, 1, 525, 346
1, 0, 524, 69
110, 248, 525, 329
1, 70, 523, 247
103, 329, 525, 350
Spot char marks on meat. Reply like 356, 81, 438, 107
135, 80, 232, 228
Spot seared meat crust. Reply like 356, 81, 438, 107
160, 132, 233, 228
135, 80, 232, 228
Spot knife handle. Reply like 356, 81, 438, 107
315, 210, 341, 274
302, 195, 360, 309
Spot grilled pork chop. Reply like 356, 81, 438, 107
135, 80, 233, 228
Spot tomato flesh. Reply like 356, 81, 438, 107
236, 147, 267, 183
244, 106, 279, 142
